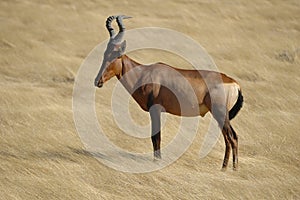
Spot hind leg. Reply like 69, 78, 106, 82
221, 128, 231, 170
204, 94, 229, 170
209, 103, 237, 170
221, 120, 239, 170
204, 92, 238, 170
210, 104, 232, 170
221, 120, 238, 170
229, 125, 238, 170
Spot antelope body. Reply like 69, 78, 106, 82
94, 16, 243, 170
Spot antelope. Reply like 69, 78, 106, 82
94, 15, 243, 170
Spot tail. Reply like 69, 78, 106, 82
229, 90, 243, 120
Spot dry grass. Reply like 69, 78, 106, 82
0, 0, 299, 199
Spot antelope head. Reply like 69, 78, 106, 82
94, 15, 132, 88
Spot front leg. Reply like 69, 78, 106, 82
150, 105, 161, 159
147, 91, 162, 160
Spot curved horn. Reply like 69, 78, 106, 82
114, 15, 132, 43
116, 15, 132, 32
106, 15, 116, 37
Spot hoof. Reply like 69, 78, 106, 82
153, 157, 160, 162
153, 157, 162, 162
221, 167, 227, 172
153, 154, 161, 162
153, 151, 161, 160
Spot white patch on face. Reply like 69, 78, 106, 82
223, 83, 240, 111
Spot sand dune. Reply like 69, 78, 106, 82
0, 0, 299, 199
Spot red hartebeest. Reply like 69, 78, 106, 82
94, 16, 243, 170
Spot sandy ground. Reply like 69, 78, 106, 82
1, 0, 300, 199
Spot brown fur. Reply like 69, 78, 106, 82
96, 55, 243, 170
95, 16, 243, 170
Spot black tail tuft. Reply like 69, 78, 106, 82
229, 90, 243, 120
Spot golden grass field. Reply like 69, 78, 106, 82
1, 0, 299, 199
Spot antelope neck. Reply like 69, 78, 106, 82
118, 55, 141, 78
117, 55, 142, 94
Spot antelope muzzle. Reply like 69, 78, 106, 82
95, 78, 103, 88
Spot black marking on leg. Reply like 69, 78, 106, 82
230, 125, 238, 140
